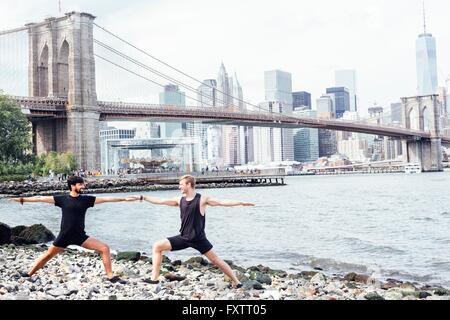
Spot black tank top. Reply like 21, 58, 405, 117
179, 193, 206, 241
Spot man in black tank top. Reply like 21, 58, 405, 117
12, 176, 135, 284
132, 175, 255, 288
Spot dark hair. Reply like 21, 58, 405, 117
67, 176, 84, 190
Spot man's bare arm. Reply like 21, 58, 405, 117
11, 196, 55, 204
140, 195, 180, 207
205, 197, 255, 207
95, 196, 136, 204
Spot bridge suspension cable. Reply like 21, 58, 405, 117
94, 39, 227, 108
0, 28, 28, 96
93, 37, 293, 116
94, 53, 222, 109
93, 23, 281, 115
0, 26, 28, 36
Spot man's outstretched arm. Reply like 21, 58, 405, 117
205, 197, 255, 207
11, 196, 55, 204
128, 195, 179, 207
95, 196, 137, 204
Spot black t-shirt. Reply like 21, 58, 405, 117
53, 194, 96, 236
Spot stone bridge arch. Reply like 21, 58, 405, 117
401, 95, 442, 171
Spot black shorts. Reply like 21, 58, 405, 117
167, 235, 213, 255
53, 232, 89, 248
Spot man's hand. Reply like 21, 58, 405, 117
125, 196, 140, 202
241, 202, 255, 206
11, 198, 24, 205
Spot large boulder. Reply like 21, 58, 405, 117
0, 222, 12, 245
16, 224, 55, 244
10, 236, 31, 245
11, 225, 27, 237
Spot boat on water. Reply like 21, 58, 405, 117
404, 163, 422, 174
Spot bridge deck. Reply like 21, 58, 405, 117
9, 95, 450, 143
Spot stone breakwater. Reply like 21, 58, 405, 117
1, 244, 450, 300
0, 177, 283, 197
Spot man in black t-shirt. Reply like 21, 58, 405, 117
12, 176, 134, 283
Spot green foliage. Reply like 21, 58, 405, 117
33, 152, 77, 176
0, 93, 76, 180
0, 174, 29, 182
0, 160, 34, 176
0, 93, 33, 162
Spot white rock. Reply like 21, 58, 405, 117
384, 289, 403, 300
47, 288, 70, 297
310, 273, 327, 287
261, 290, 281, 300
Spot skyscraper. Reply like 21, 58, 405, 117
335, 70, 358, 112
389, 102, 403, 124
263, 70, 294, 161
255, 101, 294, 162
416, 4, 438, 96
192, 79, 217, 168
265, 70, 293, 105
292, 91, 312, 110
217, 63, 242, 167
326, 87, 350, 118
316, 94, 335, 118
292, 109, 319, 162
159, 84, 186, 138
316, 94, 337, 158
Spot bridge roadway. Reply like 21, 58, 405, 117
11, 95, 450, 144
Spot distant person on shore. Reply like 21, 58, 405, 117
11, 176, 135, 284
130, 175, 255, 288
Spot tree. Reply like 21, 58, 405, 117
0, 93, 32, 162
33, 152, 77, 176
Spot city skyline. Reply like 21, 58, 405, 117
1, 0, 449, 115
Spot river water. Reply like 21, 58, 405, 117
1, 172, 450, 287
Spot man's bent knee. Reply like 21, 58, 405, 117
99, 244, 110, 254
153, 240, 170, 253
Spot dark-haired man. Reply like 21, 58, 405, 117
12, 176, 134, 283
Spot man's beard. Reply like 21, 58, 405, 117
75, 189, 83, 194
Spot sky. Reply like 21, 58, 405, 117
1, 0, 450, 116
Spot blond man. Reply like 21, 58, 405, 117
133, 175, 254, 288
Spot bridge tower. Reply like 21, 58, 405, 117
401, 95, 443, 172
27, 12, 100, 171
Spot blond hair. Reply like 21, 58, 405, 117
179, 175, 196, 188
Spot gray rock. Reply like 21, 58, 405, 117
11, 226, 27, 237
310, 273, 327, 287
242, 280, 263, 290
164, 273, 187, 282
344, 272, 370, 284
0, 223, 11, 245
384, 289, 403, 300
116, 251, 141, 262
434, 288, 450, 296
47, 288, 70, 297
418, 291, 432, 299
256, 273, 272, 285
171, 260, 182, 266
184, 257, 208, 266
364, 292, 385, 300
17, 224, 55, 244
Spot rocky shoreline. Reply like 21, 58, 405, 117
0, 177, 284, 197
1, 243, 450, 300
